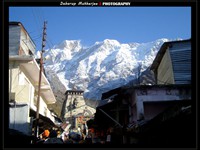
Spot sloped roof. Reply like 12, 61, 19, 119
150, 39, 191, 71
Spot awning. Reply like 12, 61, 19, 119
10, 56, 56, 104
20, 59, 56, 104
20, 63, 49, 86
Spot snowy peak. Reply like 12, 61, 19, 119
54, 40, 81, 49
102, 39, 121, 46
40, 38, 173, 100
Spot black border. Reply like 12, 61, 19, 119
2, 0, 198, 149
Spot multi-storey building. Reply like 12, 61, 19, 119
8, 22, 57, 138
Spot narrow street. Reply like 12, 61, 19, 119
6, 6, 196, 149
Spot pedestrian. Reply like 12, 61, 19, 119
36, 134, 45, 144
77, 126, 82, 137
106, 131, 111, 144
36, 129, 50, 144
68, 132, 81, 144
61, 131, 68, 142
44, 129, 63, 144
42, 129, 50, 140
63, 133, 72, 144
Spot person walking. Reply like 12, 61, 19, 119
44, 129, 63, 144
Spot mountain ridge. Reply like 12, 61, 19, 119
37, 38, 171, 100
35, 38, 179, 115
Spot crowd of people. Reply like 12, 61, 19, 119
35, 127, 114, 144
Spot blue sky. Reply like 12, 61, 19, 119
9, 7, 191, 51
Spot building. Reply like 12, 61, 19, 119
150, 39, 191, 84
95, 84, 192, 145
8, 22, 57, 143
93, 39, 194, 146
61, 90, 96, 131
9, 22, 36, 56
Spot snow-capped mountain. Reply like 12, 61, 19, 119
36, 38, 171, 101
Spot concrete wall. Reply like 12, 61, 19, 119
9, 60, 55, 133
129, 86, 191, 122
9, 61, 34, 104
9, 104, 31, 135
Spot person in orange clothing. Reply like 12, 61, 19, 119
36, 129, 50, 144
42, 129, 50, 140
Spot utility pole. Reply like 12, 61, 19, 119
137, 62, 142, 85
34, 21, 47, 142
70, 93, 73, 131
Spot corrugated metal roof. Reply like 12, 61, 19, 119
150, 39, 191, 84
169, 41, 191, 84
150, 39, 191, 71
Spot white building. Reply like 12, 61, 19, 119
9, 22, 57, 136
